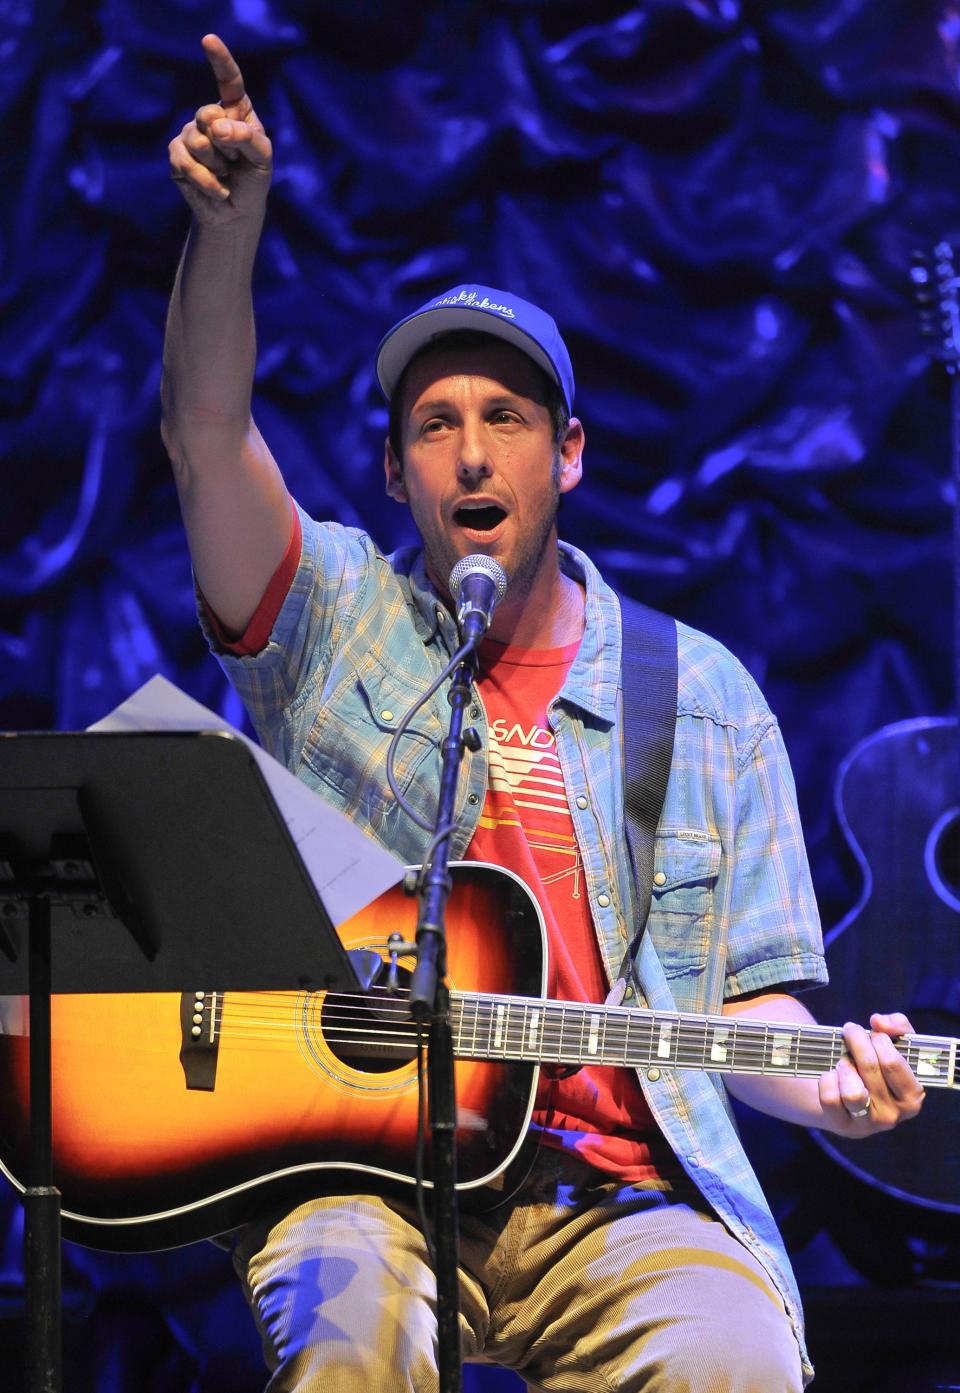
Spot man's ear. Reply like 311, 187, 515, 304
384, 438, 408, 502
557, 417, 585, 495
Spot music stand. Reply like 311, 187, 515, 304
0, 730, 365, 1393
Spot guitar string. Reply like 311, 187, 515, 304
215, 989, 858, 1032
219, 1002, 853, 1046
216, 997, 943, 1055
215, 986, 950, 1036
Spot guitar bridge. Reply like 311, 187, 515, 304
179, 991, 221, 1091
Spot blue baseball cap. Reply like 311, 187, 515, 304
376, 283, 575, 414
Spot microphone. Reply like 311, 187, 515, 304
449, 554, 508, 642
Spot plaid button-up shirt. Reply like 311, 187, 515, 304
207, 504, 827, 1382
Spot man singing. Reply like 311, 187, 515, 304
162, 34, 925, 1392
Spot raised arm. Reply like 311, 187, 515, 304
162, 34, 292, 636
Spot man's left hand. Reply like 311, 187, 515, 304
818, 1011, 926, 1136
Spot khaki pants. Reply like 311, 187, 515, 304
232, 1150, 803, 1392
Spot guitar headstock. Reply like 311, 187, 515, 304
912, 239, 960, 372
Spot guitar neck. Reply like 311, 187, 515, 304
450, 993, 959, 1090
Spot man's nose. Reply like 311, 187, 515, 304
456, 420, 493, 483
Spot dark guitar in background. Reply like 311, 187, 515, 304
810, 243, 960, 1217
813, 717, 960, 1213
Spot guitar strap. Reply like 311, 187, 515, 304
614, 594, 678, 993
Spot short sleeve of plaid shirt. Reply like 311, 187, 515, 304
722, 710, 828, 1000
197, 503, 382, 756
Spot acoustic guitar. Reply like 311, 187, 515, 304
0, 863, 956, 1251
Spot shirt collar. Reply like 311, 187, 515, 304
556, 540, 621, 725
390, 544, 460, 651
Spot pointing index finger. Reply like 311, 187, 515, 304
201, 33, 247, 110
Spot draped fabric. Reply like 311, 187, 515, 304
2, 2, 959, 1388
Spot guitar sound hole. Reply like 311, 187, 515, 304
926, 807, 960, 911
320, 965, 420, 1073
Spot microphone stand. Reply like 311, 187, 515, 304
408, 629, 482, 1393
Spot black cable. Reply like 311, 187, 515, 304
385, 634, 479, 833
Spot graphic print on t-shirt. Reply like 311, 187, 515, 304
482, 712, 583, 902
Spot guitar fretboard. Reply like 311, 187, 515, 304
449, 993, 958, 1089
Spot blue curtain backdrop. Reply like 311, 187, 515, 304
2, 1, 960, 1388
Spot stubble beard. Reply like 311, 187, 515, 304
421, 453, 563, 608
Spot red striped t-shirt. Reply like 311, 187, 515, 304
468, 637, 680, 1185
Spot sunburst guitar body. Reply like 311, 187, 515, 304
0, 864, 544, 1250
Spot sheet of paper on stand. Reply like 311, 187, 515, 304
87, 673, 406, 927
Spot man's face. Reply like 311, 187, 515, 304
384, 340, 583, 600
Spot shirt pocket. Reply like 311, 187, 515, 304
648, 830, 721, 981
299, 659, 443, 843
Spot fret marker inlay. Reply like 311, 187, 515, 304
657, 1023, 674, 1059
494, 1004, 505, 1051
710, 1026, 730, 1064
770, 1031, 793, 1068
588, 1014, 600, 1055
917, 1050, 941, 1078
528, 1009, 541, 1051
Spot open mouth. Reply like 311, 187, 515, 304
453, 504, 507, 533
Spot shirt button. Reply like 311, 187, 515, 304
653, 871, 667, 886
686, 1155, 700, 1167
575, 795, 588, 810
646, 1067, 661, 1082
469, 706, 481, 720
380, 709, 394, 722
467, 792, 480, 806
597, 893, 610, 908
